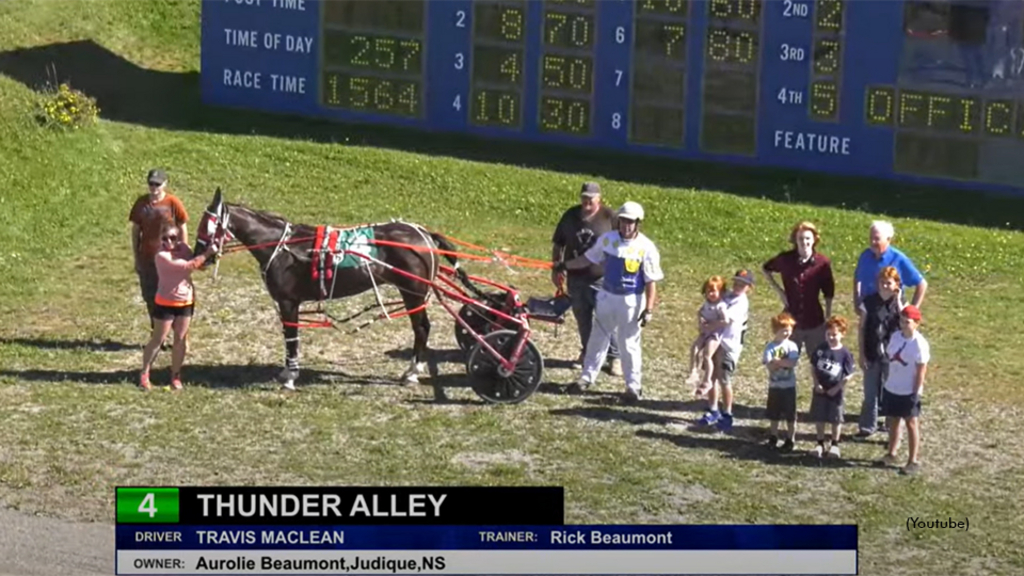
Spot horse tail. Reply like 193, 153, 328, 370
429, 231, 460, 271
429, 231, 490, 301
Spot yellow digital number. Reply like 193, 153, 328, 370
643, 0, 686, 13
571, 15, 590, 47
663, 24, 685, 57
544, 55, 564, 88
501, 8, 523, 41
567, 101, 587, 132
374, 79, 394, 110
816, 0, 842, 30
568, 58, 589, 90
707, 29, 754, 63
542, 97, 563, 130
351, 35, 371, 66
398, 83, 418, 114
708, 29, 729, 61
326, 74, 341, 105
546, 12, 566, 45
501, 51, 520, 83
349, 76, 370, 107
498, 93, 516, 124
476, 90, 490, 123
400, 39, 421, 71
810, 81, 836, 119
710, 0, 758, 20
374, 37, 396, 69
815, 39, 839, 74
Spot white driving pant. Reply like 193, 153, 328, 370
580, 290, 645, 393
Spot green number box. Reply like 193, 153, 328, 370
116, 487, 179, 523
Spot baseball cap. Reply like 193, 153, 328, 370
733, 269, 755, 285
901, 305, 922, 321
147, 169, 168, 185
580, 182, 601, 196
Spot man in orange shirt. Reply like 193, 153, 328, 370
129, 169, 189, 327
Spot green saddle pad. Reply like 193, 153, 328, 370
330, 226, 378, 269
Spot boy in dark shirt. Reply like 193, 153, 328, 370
809, 316, 856, 458
856, 266, 904, 438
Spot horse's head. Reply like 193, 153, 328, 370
193, 187, 234, 268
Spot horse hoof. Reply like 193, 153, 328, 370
402, 373, 419, 385
282, 381, 297, 392
277, 369, 299, 384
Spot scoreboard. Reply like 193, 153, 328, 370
202, 0, 1024, 196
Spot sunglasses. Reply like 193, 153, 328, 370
148, 181, 163, 187
162, 235, 179, 243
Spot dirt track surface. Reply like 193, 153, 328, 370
0, 508, 113, 575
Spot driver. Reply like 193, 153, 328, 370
554, 201, 664, 401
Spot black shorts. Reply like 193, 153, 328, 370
152, 303, 194, 320
766, 387, 797, 421
809, 392, 844, 424
883, 391, 921, 419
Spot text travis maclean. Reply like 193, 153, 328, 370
906, 517, 968, 531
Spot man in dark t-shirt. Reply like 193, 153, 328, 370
552, 182, 620, 374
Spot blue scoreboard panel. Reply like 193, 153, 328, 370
202, 0, 1024, 196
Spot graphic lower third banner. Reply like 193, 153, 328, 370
115, 525, 858, 575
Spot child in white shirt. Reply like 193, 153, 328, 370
686, 275, 727, 396
877, 305, 930, 476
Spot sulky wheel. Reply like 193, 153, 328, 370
465, 330, 544, 404
455, 302, 497, 352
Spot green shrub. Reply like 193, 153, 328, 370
36, 82, 99, 131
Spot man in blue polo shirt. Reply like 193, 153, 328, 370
853, 220, 928, 315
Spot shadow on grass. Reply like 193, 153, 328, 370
0, 364, 375, 389
2, 40, 1023, 230
636, 429, 879, 469
0, 337, 139, 352
550, 401, 880, 468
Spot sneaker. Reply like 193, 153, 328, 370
827, 444, 841, 458
899, 461, 921, 476
607, 358, 623, 377
854, 429, 872, 439
572, 352, 584, 369
716, 413, 733, 433
811, 443, 824, 458
623, 387, 642, 402
765, 436, 780, 449
567, 377, 590, 394
139, 372, 152, 392
780, 439, 795, 453
170, 375, 183, 391
877, 453, 899, 467
699, 410, 721, 426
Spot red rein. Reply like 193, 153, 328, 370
218, 231, 546, 330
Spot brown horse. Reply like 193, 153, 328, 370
192, 188, 462, 390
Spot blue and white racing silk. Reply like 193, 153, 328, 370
583, 230, 664, 295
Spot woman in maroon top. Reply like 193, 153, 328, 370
761, 221, 836, 355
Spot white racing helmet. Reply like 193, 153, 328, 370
616, 201, 645, 222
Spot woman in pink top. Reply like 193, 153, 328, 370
140, 225, 217, 391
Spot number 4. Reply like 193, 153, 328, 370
138, 493, 158, 518
453, 94, 462, 111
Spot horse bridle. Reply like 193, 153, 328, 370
202, 205, 235, 260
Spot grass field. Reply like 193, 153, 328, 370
2, 1, 1024, 574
